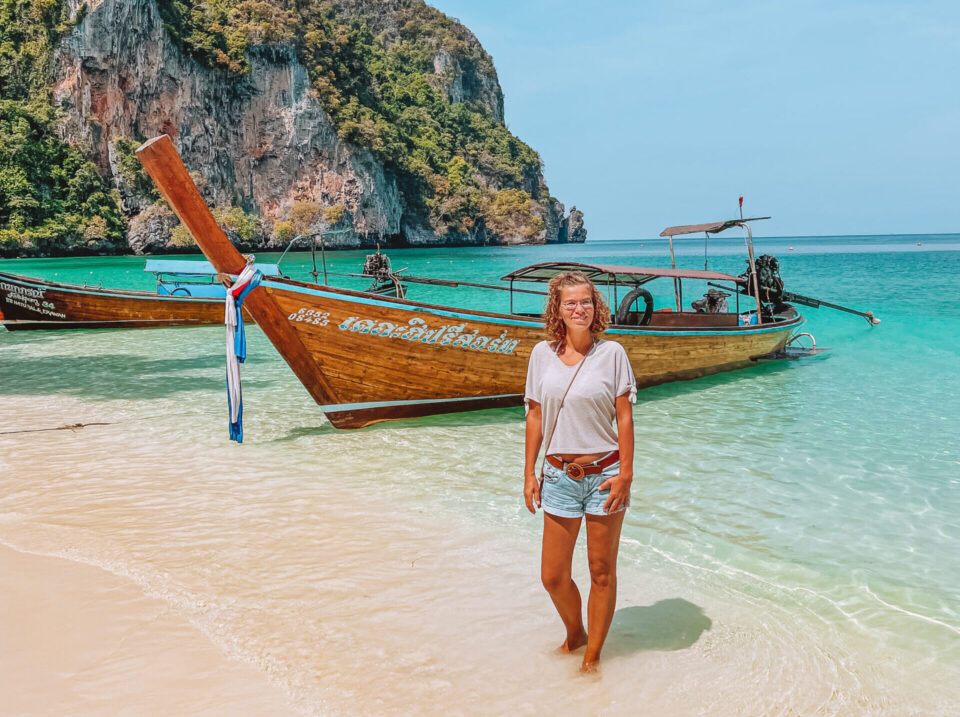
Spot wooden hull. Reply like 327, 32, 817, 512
258, 278, 800, 428
135, 134, 802, 430
0, 272, 224, 330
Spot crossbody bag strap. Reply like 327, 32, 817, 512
540, 341, 592, 478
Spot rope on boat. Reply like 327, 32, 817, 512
225, 260, 263, 444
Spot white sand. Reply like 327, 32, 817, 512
0, 544, 294, 716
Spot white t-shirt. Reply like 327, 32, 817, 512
524, 339, 637, 455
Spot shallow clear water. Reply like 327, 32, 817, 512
2, 235, 959, 714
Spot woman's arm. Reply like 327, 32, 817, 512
524, 400, 544, 514
600, 393, 634, 513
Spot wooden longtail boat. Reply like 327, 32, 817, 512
137, 135, 809, 429
0, 271, 224, 330
0, 260, 277, 331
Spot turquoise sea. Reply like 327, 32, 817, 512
1, 234, 958, 714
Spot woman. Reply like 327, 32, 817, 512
523, 271, 636, 673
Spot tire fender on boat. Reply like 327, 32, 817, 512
616, 287, 654, 326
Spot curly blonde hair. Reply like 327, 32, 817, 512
543, 271, 610, 346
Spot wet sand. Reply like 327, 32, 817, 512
0, 544, 293, 716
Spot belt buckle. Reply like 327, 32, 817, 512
565, 462, 585, 481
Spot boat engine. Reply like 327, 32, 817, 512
362, 250, 405, 298
740, 254, 786, 309
362, 250, 392, 278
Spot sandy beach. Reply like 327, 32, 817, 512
0, 544, 291, 716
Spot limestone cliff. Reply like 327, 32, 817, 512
47, 0, 584, 252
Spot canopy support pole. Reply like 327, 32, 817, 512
319, 234, 329, 285
668, 235, 680, 311
743, 222, 763, 325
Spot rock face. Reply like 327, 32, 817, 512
126, 202, 179, 254
335, 0, 505, 122
431, 49, 503, 120
50, 0, 583, 251
559, 206, 587, 244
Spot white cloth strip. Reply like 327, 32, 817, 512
225, 263, 257, 425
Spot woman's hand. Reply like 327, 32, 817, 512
599, 473, 631, 513
524, 473, 541, 514
524, 400, 543, 515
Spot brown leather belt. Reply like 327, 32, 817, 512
546, 451, 619, 481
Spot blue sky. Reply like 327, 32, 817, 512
430, 0, 960, 238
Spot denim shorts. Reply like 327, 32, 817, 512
541, 456, 626, 518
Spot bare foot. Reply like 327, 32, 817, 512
579, 657, 600, 673
556, 629, 588, 654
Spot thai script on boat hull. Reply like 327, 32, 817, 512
0, 281, 45, 299
338, 316, 520, 354
0, 282, 66, 319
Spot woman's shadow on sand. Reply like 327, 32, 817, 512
603, 598, 712, 656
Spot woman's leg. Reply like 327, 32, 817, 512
582, 510, 626, 670
541, 512, 587, 652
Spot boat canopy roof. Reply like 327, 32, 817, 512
500, 262, 744, 286
144, 259, 280, 276
660, 216, 770, 237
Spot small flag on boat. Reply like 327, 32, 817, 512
225, 261, 263, 443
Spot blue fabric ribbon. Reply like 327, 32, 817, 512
228, 270, 262, 443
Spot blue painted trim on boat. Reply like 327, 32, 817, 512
144, 259, 279, 276
321, 393, 521, 412
261, 279, 542, 327
261, 280, 803, 337
2, 272, 803, 337
158, 282, 227, 298
605, 319, 805, 336
0, 274, 218, 302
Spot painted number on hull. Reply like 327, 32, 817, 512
288, 308, 330, 325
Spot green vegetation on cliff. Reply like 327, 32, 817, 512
0, 100, 126, 255
156, 0, 544, 236
0, 0, 126, 256
0, 0, 553, 255
0, 0, 66, 99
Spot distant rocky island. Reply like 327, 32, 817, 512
0, 0, 586, 257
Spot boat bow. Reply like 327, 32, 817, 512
136, 135, 340, 406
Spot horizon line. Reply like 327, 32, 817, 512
590, 232, 960, 243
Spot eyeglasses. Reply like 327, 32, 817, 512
561, 300, 594, 310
